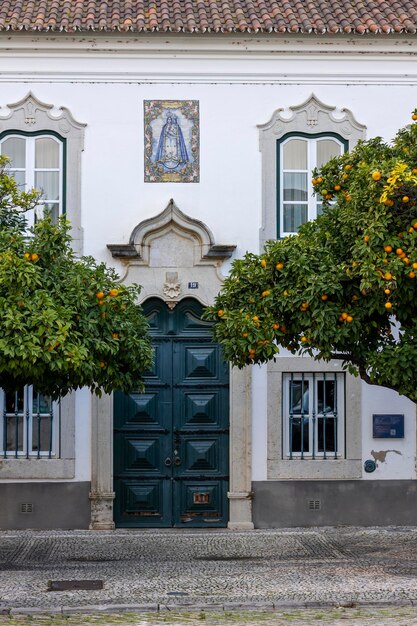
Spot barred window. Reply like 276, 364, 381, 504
283, 372, 345, 459
1, 387, 56, 458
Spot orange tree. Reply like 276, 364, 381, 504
0, 157, 152, 398
206, 112, 417, 403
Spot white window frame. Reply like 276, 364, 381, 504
279, 135, 345, 237
282, 372, 345, 460
0, 133, 64, 227
258, 95, 366, 246
0, 386, 58, 458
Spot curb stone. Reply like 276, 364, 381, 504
7, 598, 417, 616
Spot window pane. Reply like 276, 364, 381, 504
33, 392, 52, 414
43, 202, 59, 223
317, 380, 336, 414
35, 137, 59, 168
291, 418, 309, 453
1, 137, 25, 168
283, 173, 308, 201
318, 417, 336, 453
283, 203, 308, 233
316, 139, 341, 168
290, 380, 309, 414
32, 415, 52, 452
35, 171, 59, 202
5, 390, 24, 414
9, 170, 26, 188
283, 139, 307, 170
5, 416, 23, 452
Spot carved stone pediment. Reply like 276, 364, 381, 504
107, 199, 236, 306
0, 92, 86, 136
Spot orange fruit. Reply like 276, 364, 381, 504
242, 332, 248, 337
217, 309, 224, 317
261, 259, 267, 268
341, 312, 348, 320
384, 288, 391, 295
31, 253, 39, 261
252, 316, 259, 321
402, 196, 410, 203
346, 315, 353, 323
334, 184, 341, 191
403, 257, 410, 264
384, 245, 392, 253
344, 164, 352, 171
364, 235, 369, 242
385, 302, 392, 309
112, 332, 119, 339
301, 336, 308, 343
413, 262, 417, 269
409, 271, 416, 278
96, 291, 104, 299
321, 189, 328, 196
24, 252, 31, 260
396, 248, 403, 256
384, 273, 392, 280
342, 173, 349, 180
372, 171, 381, 181
262, 290, 270, 297
316, 177, 323, 184
100, 361, 105, 368
414, 222, 417, 229
109, 288, 119, 297
412, 114, 417, 121
321, 294, 328, 301
272, 324, 280, 330
275, 263, 284, 270
352, 295, 359, 301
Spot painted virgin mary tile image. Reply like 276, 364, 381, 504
144, 100, 199, 183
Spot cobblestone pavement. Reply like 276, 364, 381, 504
0, 527, 417, 617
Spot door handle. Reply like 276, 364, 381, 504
174, 457, 182, 466
164, 457, 173, 466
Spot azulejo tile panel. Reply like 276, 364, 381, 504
144, 100, 199, 183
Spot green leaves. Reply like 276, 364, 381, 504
0, 161, 153, 398
208, 112, 417, 403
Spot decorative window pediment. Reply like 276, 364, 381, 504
0, 92, 85, 253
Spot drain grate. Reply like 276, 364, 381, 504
308, 499, 321, 510
48, 580, 104, 591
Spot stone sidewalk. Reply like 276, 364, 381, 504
0, 527, 417, 616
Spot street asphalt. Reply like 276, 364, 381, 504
0, 526, 417, 617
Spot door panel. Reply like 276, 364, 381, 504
114, 298, 229, 528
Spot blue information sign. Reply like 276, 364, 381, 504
372, 414, 404, 439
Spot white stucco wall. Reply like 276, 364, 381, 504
0, 33, 416, 483
362, 382, 416, 480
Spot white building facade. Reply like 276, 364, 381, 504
0, 23, 416, 529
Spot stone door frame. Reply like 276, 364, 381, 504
89, 201, 254, 530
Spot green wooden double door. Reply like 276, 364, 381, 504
114, 298, 229, 527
